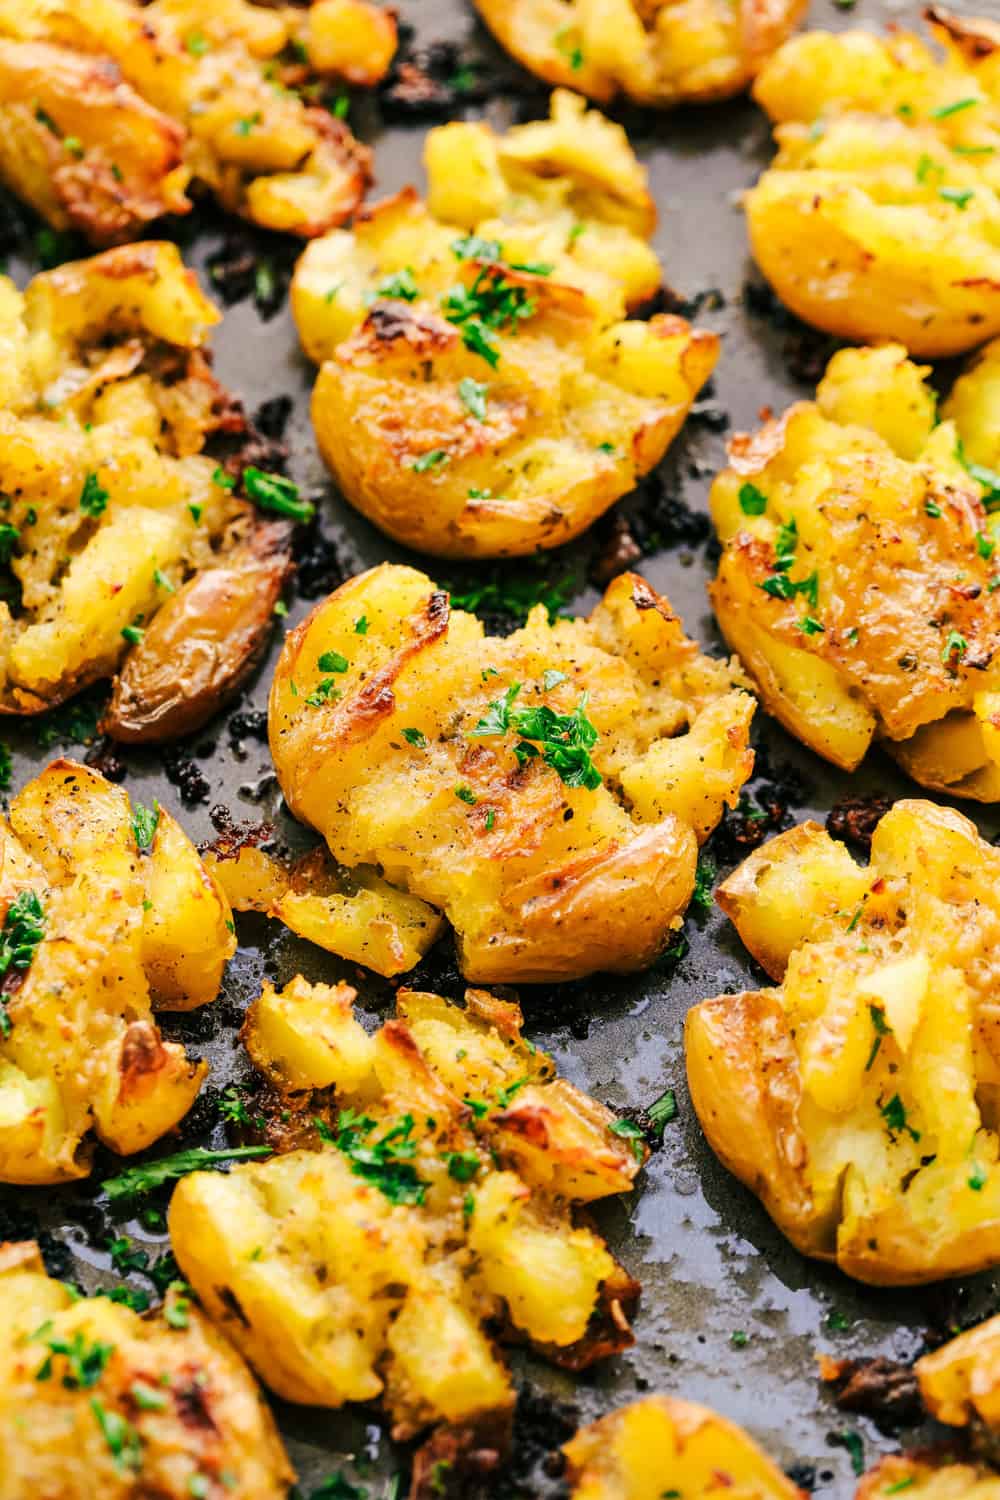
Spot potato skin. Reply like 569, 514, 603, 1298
562, 1395, 803, 1500
917, 1313, 1000, 1431
709, 345, 1000, 797
0, 1240, 293, 1499
472, 0, 806, 108
688, 800, 1000, 1285
748, 15, 1000, 355
267, 563, 753, 982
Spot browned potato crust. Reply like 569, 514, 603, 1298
0, 760, 234, 1184
918, 1313, 1000, 1431
267, 563, 754, 983
472, 0, 807, 109
0, 0, 391, 242
748, 10, 1000, 356
857, 1455, 1000, 1500
0, 1240, 293, 1498
687, 800, 1000, 1285
171, 980, 641, 1433
709, 345, 1000, 798
0, 243, 292, 739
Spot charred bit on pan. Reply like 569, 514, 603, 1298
826, 794, 895, 853
200, 805, 274, 862
743, 278, 843, 386
819, 1355, 923, 1430
161, 747, 211, 807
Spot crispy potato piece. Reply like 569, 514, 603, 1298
563, 1395, 803, 1499
471, 0, 806, 108
0, 759, 233, 1184
687, 799, 1000, 1285
267, 563, 754, 983
0, 0, 391, 241
0, 243, 292, 737
172, 978, 641, 1435
293, 93, 717, 558
748, 11, 1000, 356
0, 1240, 292, 1499
857, 1456, 1000, 1500
918, 1313, 1000, 1431
709, 345, 1000, 796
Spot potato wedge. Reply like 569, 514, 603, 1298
747, 11, 1000, 355
267, 563, 754, 983
688, 799, 1000, 1284
172, 978, 641, 1434
0, 759, 233, 1184
709, 345, 1000, 797
0, 0, 392, 241
563, 1395, 803, 1499
0, 243, 292, 738
472, 0, 807, 108
0, 1240, 292, 1499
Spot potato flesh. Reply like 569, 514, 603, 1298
0, 1240, 292, 1499
0, 759, 233, 1183
172, 978, 641, 1432
748, 17, 1000, 355
858, 1457, 1000, 1500
688, 799, 1000, 1284
562, 1394, 802, 1500
470, 0, 806, 108
268, 563, 753, 982
709, 344, 1000, 794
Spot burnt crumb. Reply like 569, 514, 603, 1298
743, 278, 841, 387
228, 709, 269, 751
628, 471, 712, 555
378, 25, 510, 118
589, 512, 642, 587
206, 229, 297, 319
971, 1414, 1000, 1468
253, 395, 293, 442
495, 1385, 578, 1499
786, 1464, 817, 1493
655, 285, 727, 321
161, 747, 211, 806
708, 745, 811, 867
239, 772, 279, 804
294, 526, 348, 600
826, 795, 894, 852
200, 804, 273, 860
84, 738, 127, 783
820, 1355, 923, 1431
689, 400, 729, 434
410, 1418, 510, 1500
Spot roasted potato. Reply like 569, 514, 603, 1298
747, 9, 1000, 356
563, 1395, 803, 1500
0, 759, 234, 1184
0, 0, 391, 242
858, 1457, 1000, 1500
0, 1240, 292, 1499
918, 1313, 1000, 1432
709, 345, 1000, 798
471, 0, 807, 108
267, 563, 754, 983
687, 799, 1000, 1285
0, 243, 292, 739
292, 92, 718, 558
171, 980, 642, 1434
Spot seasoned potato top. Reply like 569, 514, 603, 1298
747, 9, 1000, 355
0, 1240, 292, 1499
687, 799, 1000, 1285
171, 980, 642, 1433
268, 563, 754, 982
0, 0, 387, 241
470, 0, 806, 108
710, 345, 1000, 798
0, 759, 234, 1185
563, 1395, 803, 1500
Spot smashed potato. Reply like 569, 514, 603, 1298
0, 0, 390, 242
293, 92, 717, 558
858, 1457, 1000, 1500
687, 799, 1000, 1285
563, 1395, 802, 1500
748, 9, 1000, 356
267, 563, 754, 983
171, 981, 642, 1434
0, 243, 292, 738
710, 345, 1000, 798
0, 1240, 292, 1499
471, 0, 806, 108
918, 1312, 1000, 1432
0, 759, 234, 1185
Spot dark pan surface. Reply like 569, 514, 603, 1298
4, 0, 998, 1493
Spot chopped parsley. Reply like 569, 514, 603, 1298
319, 1110, 427, 1205
609, 1118, 646, 1163
402, 727, 427, 748
0, 522, 18, 564
121, 625, 144, 646
153, 568, 175, 593
976, 531, 995, 560
90, 1397, 142, 1474
880, 1093, 920, 1142
941, 630, 968, 664
354, 616, 369, 634
243, 467, 315, 523
33, 1328, 114, 1388
130, 802, 159, 852
234, 111, 262, 137
458, 376, 488, 421
444, 1150, 480, 1182
80, 472, 109, 517
441, 267, 536, 368
0, 742, 11, 793
375, 268, 419, 301
924, 498, 943, 518
692, 854, 716, 911
108, 1236, 148, 1276
454, 785, 477, 805
648, 1089, 677, 1136
411, 449, 450, 473
101, 1145, 272, 1205
305, 678, 341, 708
217, 1085, 259, 1127
452, 234, 503, 263
969, 1161, 989, 1192
470, 684, 602, 789
798, 615, 825, 635
931, 96, 979, 119
0, 890, 45, 1035
212, 466, 236, 491
184, 30, 209, 56
554, 26, 584, 69
760, 569, 819, 610
939, 186, 974, 209
865, 1004, 889, 1071
738, 482, 768, 516
317, 651, 349, 674
831, 1428, 864, 1477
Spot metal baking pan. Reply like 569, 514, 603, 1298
3, 0, 996, 1493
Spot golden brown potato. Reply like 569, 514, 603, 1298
857, 1456, 1000, 1500
471, 0, 807, 108
0, 758, 234, 1185
0, 0, 392, 241
0, 1240, 292, 1499
563, 1395, 803, 1500
171, 979, 642, 1434
267, 563, 754, 983
292, 92, 718, 558
687, 799, 1000, 1285
709, 345, 1000, 798
0, 243, 293, 739
918, 1313, 1000, 1432
748, 10, 1000, 356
